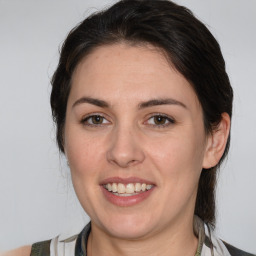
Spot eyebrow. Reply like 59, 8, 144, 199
72, 97, 187, 109
139, 98, 187, 109
72, 97, 109, 108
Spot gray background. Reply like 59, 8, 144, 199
0, 0, 255, 253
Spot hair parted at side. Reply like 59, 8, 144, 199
50, 0, 233, 226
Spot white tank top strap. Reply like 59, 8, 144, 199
48, 223, 91, 256
50, 233, 79, 256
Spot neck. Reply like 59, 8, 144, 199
87, 216, 198, 256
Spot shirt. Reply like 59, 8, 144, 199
30, 216, 255, 256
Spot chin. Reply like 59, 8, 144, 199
98, 213, 156, 240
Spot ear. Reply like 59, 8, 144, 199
203, 113, 231, 169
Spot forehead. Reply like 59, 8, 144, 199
70, 43, 200, 110
72, 43, 171, 86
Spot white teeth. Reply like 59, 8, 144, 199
117, 183, 126, 194
104, 182, 154, 195
112, 183, 117, 192
107, 183, 112, 192
135, 183, 141, 192
126, 183, 135, 193
146, 185, 153, 190
113, 193, 138, 197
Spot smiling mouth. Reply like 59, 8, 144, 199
103, 183, 154, 197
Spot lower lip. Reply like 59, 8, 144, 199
101, 186, 155, 207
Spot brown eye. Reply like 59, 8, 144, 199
153, 116, 167, 125
82, 114, 110, 126
146, 114, 175, 127
91, 115, 104, 124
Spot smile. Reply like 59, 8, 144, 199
101, 178, 156, 207
103, 183, 154, 196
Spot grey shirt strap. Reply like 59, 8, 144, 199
30, 240, 51, 256
75, 222, 91, 256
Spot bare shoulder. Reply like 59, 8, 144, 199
0, 245, 32, 256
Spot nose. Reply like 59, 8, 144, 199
106, 125, 145, 168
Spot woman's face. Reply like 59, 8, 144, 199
64, 43, 210, 239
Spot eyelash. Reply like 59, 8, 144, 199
145, 113, 175, 128
81, 113, 110, 127
81, 113, 175, 128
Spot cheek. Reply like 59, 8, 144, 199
64, 130, 107, 210
146, 129, 206, 180
64, 127, 107, 179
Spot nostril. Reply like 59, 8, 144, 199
106, 135, 145, 167
108, 158, 139, 168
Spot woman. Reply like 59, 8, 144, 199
5, 0, 255, 255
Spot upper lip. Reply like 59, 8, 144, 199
100, 176, 155, 185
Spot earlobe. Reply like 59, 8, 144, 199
203, 113, 231, 169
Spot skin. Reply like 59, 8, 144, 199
64, 43, 230, 256
1, 246, 31, 256
8, 43, 230, 256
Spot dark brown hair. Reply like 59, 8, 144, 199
51, 0, 233, 226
